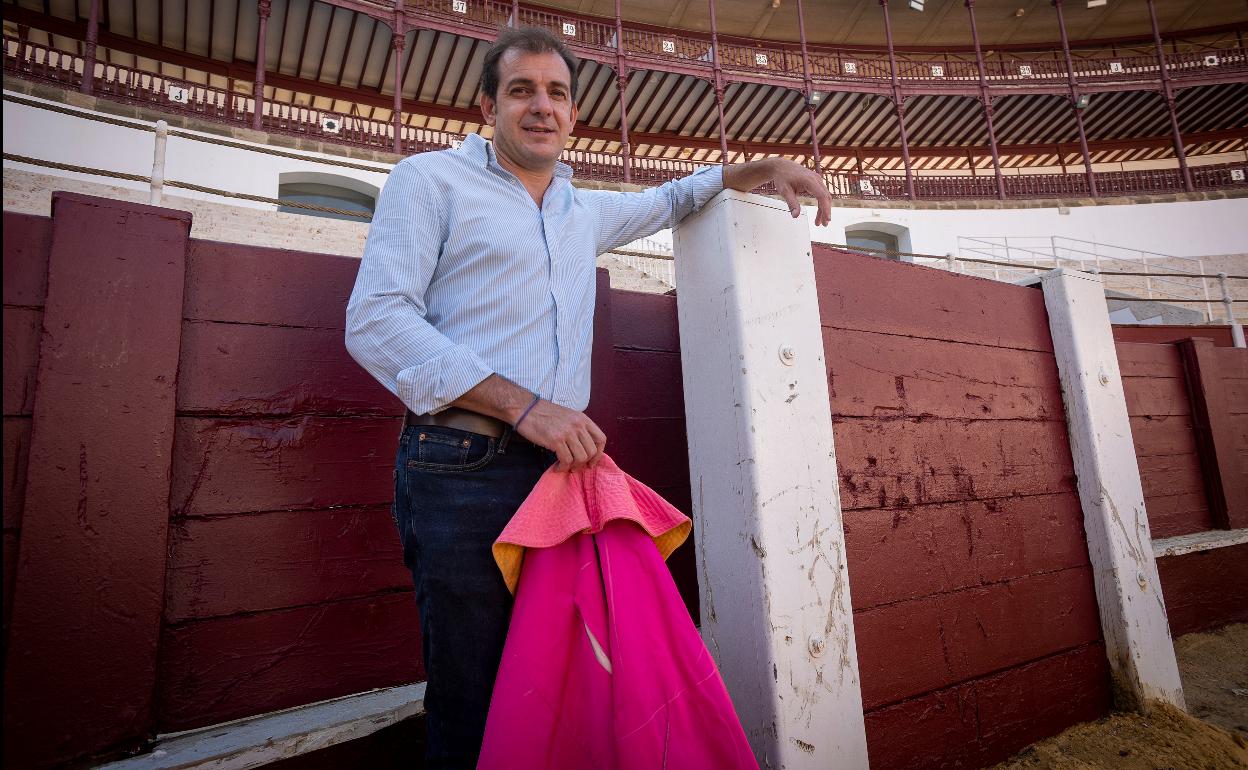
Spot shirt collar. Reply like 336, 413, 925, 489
461, 132, 574, 181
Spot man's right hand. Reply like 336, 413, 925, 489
450, 374, 606, 472
514, 399, 607, 473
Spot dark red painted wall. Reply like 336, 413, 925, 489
1115, 335, 1248, 638
812, 245, 1111, 769
1115, 341, 1214, 538
1113, 324, 1236, 347
158, 240, 419, 731
0, 199, 700, 766
14, 197, 1236, 768
1157, 543, 1248, 636
1213, 346, 1248, 529
599, 290, 700, 614
4, 195, 192, 767
1, 213, 50, 671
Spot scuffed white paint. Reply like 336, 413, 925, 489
97, 683, 425, 769
674, 190, 869, 769
1153, 528, 1248, 558
1028, 268, 1186, 712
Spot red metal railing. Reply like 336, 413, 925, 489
399, 0, 1248, 88
5, 35, 1247, 202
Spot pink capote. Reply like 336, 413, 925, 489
478, 455, 758, 770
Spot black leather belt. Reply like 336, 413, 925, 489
405, 407, 510, 439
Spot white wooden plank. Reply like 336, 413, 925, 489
1032, 268, 1186, 712
1153, 528, 1248, 558
95, 683, 425, 770
673, 190, 869, 768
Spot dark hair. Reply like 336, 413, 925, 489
480, 27, 580, 101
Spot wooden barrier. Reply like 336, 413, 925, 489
1, 193, 1241, 768
1116, 341, 1214, 537
3, 194, 189, 766
812, 246, 1111, 767
1179, 338, 1247, 529
1115, 332, 1248, 637
0, 196, 706, 766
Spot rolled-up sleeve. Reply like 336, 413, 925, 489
586, 164, 723, 254
345, 158, 493, 415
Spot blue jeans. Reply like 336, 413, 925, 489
393, 423, 555, 769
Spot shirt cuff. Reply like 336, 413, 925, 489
396, 344, 493, 416
687, 164, 724, 209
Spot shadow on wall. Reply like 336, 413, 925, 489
844, 221, 913, 260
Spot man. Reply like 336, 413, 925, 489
345, 26, 832, 769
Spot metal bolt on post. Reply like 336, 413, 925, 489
149, 120, 168, 205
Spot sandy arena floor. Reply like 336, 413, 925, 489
991, 623, 1248, 769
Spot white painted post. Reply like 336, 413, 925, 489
1198, 258, 1213, 323
673, 190, 869, 769
1029, 268, 1185, 713
1218, 272, 1246, 348
149, 119, 168, 205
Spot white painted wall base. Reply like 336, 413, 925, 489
1029, 268, 1186, 713
95, 684, 425, 770
1153, 528, 1248, 558
674, 190, 869, 769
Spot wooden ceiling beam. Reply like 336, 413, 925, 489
229, 0, 238, 65
449, 37, 482, 107
665, 0, 695, 28
628, 70, 668, 132
832, 0, 871, 46
352, 16, 377, 89
427, 33, 461, 102
914, 0, 956, 47
999, 0, 1045, 46
749, 5, 777, 40
207, 0, 217, 57
378, 22, 396, 93
334, 11, 356, 86
399, 24, 421, 92
295, 0, 316, 78
314, 5, 335, 82
276, 0, 293, 70
584, 65, 616, 125
412, 29, 442, 101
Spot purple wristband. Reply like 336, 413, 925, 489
513, 392, 541, 431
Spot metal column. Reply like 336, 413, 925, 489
391, 12, 405, 155
1147, 0, 1192, 192
253, 0, 272, 131
796, 0, 821, 170
966, 0, 1006, 199
81, 0, 101, 95
708, 0, 730, 165
1053, 0, 1098, 197
615, 0, 632, 183
880, 0, 915, 199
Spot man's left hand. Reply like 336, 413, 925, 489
723, 157, 833, 227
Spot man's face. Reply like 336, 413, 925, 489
481, 48, 578, 174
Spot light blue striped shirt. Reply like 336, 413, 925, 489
345, 133, 723, 416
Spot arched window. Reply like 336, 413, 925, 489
845, 229, 899, 256
844, 222, 913, 260
277, 172, 379, 222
